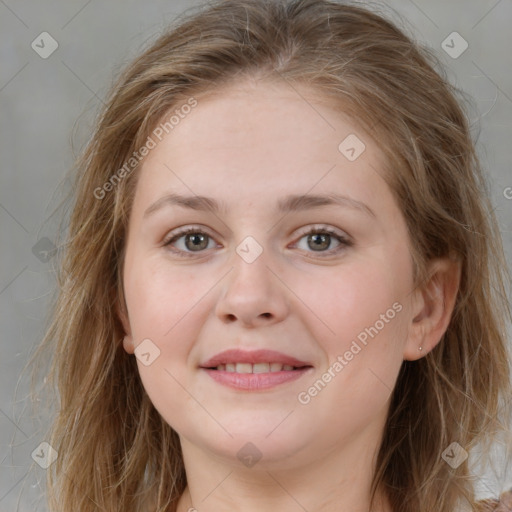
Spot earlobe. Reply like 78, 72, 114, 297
403, 257, 461, 361
116, 300, 135, 354
123, 335, 135, 354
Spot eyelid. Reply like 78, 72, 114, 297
162, 224, 214, 243
294, 224, 350, 240
162, 225, 219, 252
290, 225, 352, 255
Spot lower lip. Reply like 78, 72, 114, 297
202, 368, 312, 390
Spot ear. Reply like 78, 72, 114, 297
116, 299, 135, 355
403, 256, 461, 361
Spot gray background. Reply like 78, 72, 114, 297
1, 0, 511, 510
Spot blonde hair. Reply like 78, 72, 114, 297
32, 0, 511, 511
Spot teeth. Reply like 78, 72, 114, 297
253, 363, 270, 373
235, 363, 252, 374
270, 363, 283, 372
214, 363, 298, 373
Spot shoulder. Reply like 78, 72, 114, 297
475, 489, 512, 512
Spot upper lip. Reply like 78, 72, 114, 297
200, 349, 312, 368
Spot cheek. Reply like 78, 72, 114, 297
296, 259, 407, 355
295, 264, 408, 418
124, 255, 206, 342
123, 258, 211, 431
293, 259, 409, 428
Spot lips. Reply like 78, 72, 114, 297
199, 349, 313, 391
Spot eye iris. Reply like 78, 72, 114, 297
308, 233, 330, 251
176, 230, 337, 253
185, 233, 208, 251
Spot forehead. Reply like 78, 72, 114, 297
157, 80, 363, 159
133, 79, 391, 213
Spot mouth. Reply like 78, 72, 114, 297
207, 362, 308, 373
199, 349, 314, 391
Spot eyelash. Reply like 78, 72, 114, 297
162, 225, 352, 258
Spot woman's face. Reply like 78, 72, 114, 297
121, 78, 420, 469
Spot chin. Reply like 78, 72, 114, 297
192, 424, 314, 468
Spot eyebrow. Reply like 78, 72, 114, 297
143, 192, 375, 218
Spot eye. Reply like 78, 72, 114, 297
292, 226, 352, 257
163, 226, 217, 257
162, 225, 352, 258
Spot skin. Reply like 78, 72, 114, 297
119, 77, 460, 512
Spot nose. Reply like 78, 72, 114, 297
214, 246, 289, 328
